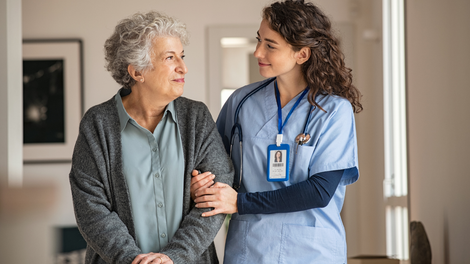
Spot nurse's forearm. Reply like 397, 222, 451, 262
237, 169, 344, 215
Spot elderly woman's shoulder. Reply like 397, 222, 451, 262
81, 98, 117, 122
175, 96, 209, 112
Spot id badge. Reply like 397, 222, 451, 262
267, 144, 289, 182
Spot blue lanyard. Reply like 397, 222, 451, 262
274, 81, 309, 137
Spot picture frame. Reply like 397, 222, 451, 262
22, 39, 83, 163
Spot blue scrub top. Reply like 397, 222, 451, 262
217, 79, 359, 264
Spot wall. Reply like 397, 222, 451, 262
342, 0, 386, 257
222, 46, 252, 89
406, 0, 470, 263
0, 0, 23, 186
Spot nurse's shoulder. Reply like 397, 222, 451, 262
315, 94, 354, 116
312, 94, 356, 137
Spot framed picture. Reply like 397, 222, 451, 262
23, 39, 83, 163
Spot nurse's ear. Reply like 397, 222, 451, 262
295, 46, 311, 65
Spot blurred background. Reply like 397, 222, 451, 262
1, 0, 469, 263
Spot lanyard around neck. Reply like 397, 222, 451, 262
274, 81, 309, 145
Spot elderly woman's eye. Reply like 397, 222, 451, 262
166, 56, 173, 60
181, 55, 186, 60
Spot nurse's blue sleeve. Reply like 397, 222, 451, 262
309, 99, 359, 185
237, 169, 344, 214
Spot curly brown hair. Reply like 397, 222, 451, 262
263, 0, 363, 113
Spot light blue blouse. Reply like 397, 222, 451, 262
217, 80, 359, 264
115, 91, 184, 253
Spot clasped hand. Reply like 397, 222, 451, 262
190, 170, 238, 217
132, 253, 172, 264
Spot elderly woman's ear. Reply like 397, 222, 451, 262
128, 64, 144, 83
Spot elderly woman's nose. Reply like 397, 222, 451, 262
177, 60, 188, 74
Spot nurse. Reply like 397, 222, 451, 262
192, 0, 362, 263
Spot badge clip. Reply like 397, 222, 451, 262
276, 134, 283, 147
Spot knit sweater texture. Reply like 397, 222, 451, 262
69, 93, 234, 264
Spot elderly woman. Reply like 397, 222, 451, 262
69, 11, 233, 264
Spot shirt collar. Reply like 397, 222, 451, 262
115, 89, 130, 132
165, 98, 178, 124
115, 88, 178, 132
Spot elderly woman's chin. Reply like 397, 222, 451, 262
172, 83, 185, 99
155, 81, 185, 102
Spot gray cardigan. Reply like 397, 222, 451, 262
69, 93, 234, 264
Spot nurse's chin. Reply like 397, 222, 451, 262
258, 70, 275, 79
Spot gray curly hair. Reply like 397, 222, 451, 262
104, 11, 189, 88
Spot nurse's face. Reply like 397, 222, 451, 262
254, 19, 301, 79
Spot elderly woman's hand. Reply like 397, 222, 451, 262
194, 182, 238, 217
190, 170, 215, 201
132, 253, 173, 264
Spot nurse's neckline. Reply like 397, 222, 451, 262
274, 79, 308, 108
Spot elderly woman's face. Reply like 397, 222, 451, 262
143, 36, 188, 101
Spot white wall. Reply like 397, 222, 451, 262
222, 46, 252, 89
407, 0, 470, 263
0, 0, 23, 186
1, 0, 389, 263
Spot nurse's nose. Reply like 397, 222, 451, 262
254, 42, 263, 59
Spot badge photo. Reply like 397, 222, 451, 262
267, 144, 289, 182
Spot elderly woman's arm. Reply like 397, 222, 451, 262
159, 99, 234, 263
69, 110, 142, 264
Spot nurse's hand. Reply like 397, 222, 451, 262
190, 170, 215, 200
132, 252, 173, 264
194, 182, 238, 217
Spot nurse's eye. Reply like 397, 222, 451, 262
267, 44, 274, 49
256, 37, 261, 42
